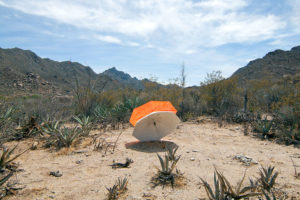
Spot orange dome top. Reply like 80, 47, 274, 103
129, 101, 177, 126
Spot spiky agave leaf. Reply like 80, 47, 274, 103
0, 144, 29, 169
157, 154, 165, 172
117, 177, 128, 193
0, 172, 13, 186
259, 166, 279, 192
106, 184, 118, 200
200, 177, 216, 200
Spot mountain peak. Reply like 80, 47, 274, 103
231, 45, 300, 82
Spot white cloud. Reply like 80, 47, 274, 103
0, 0, 290, 52
94, 35, 122, 44
127, 42, 140, 47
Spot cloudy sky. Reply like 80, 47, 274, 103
0, 0, 300, 86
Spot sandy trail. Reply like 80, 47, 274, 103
4, 121, 300, 200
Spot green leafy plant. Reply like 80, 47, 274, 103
73, 115, 93, 136
258, 166, 279, 192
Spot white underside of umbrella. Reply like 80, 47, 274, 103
133, 111, 180, 141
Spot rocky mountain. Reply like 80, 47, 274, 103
232, 46, 300, 82
102, 67, 144, 90
0, 48, 145, 95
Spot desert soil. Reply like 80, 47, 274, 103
3, 121, 300, 200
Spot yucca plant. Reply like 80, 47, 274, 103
73, 115, 93, 136
0, 145, 28, 171
258, 166, 279, 192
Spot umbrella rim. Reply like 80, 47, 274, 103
135, 111, 179, 126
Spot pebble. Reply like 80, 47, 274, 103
75, 160, 83, 164
190, 158, 195, 161
31, 142, 38, 150
49, 171, 63, 177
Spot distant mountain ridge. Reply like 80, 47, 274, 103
232, 46, 300, 82
0, 47, 145, 95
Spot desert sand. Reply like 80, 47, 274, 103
4, 120, 300, 200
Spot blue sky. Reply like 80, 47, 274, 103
0, 0, 300, 86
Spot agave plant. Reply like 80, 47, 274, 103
106, 177, 129, 200
258, 166, 278, 192
263, 190, 277, 200
41, 120, 61, 135
254, 119, 273, 137
201, 168, 260, 200
0, 145, 28, 171
0, 107, 14, 129
56, 127, 80, 148
154, 153, 181, 187
73, 115, 93, 136
93, 105, 111, 123
116, 177, 128, 194
200, 173, 226, 200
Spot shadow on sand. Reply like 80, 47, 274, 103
125, 140, 178, 153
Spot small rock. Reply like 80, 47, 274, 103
186, 151, 190, 153
192, 150, 199, 152
190, 158, 195, 161
75, 160, 83, 164
234, 154, 258, 166
49, 171, 62, 177
31, 142, 38, 150
49, 196, 55, 199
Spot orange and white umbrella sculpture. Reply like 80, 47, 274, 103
129, 101, 180, 141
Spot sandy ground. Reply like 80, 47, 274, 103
3, 121, 300, 200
